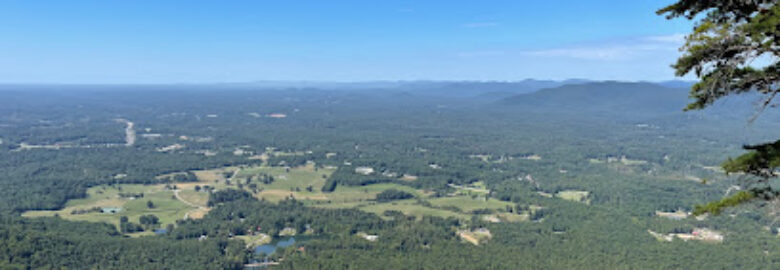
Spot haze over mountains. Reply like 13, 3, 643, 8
3, 79, 780, 269
499, 82, 690, 115
8, 78, 774, 124
5, 79, 763, 120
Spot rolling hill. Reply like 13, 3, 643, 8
499, 81, 691, 115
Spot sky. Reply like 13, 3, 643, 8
0, 0, 695, 84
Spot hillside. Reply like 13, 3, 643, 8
499, 82, 691, 115
406, 80, 574, 97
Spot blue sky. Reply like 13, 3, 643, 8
0, 1, 693, 83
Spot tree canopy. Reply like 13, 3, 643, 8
659, 0, 780, 213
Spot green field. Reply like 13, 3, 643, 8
449, 181, 490, 196
327, 183, 428, 202
556, 190, 590, 204
23, 184, 198, 230
428, 196, 514, 213
358, 199, 470, 219
24, 163, 525, 234
230, 163, 335, 202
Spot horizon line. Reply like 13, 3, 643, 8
0, 79, 694, 86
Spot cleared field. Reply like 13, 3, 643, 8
449, 181, 490, 196
192, 167, 235, 182
177, 190, 209, 207
620, 157, 648, 165
358, 199, 469, 220
236, 163, 332, 192
458, 228, 492, 245
257, 189, 328, 202
400, 174, 418, 181
308, 200, 366, 209
556, 190, 590, 204
428, 196, 513, 213
236, 233, 271, 248
328, 183, 428, 203
495, 212, 529, 222
469, 154, 492, 162
23, 184, 198, 229
588, 158, 604, 164
24, 162, 510, 231
123, 191, 192, 225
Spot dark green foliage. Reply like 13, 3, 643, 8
0, 216, 246, 269
659, 1, 780, 111
175, 192, 388, 239
207, 189, 253, 207
0, 85, 779, 268
139, 214, 160, 229
321, 178, 338, 193
722, 140, 780, 177
659, 0, 780, 211
120, 220, 143, 233
375, 189, 414, 202
172, 172, 198, 182
693, 190, 756, 216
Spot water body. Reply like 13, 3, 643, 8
254, 237, 296, 256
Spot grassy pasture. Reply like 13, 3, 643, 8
428, 196, 513, 213
449, 181, 490, 196
556, 190, 590, 204
177, 190, 209, 206
24, 162, 524, 233
327, 183, 427, 203
358, 199, 469, 220
23, 184, 198, 229
236, 163, 331, 192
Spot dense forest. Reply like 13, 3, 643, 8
0, 82, 779, 269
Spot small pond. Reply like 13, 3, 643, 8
254, 237, 296, 256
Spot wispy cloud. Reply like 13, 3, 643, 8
521, 34, 684, 61
463, 22, 500, 28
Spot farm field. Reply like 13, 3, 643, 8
357, 199, 470, 219
428, 196, 514, 213
21, 162, 339, 230
23, 160, 528, 235
23, 184, 199, 231
555, 190, 590, 204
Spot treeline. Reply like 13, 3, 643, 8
1, 88, 779, 268
375, 189, 414, 202
0, 216, 246, 269
175, 193, 390, 239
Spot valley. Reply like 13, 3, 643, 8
1, 81, 779, 269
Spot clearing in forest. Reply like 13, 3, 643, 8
555, 190, 590, 204
22, 184, 202, 233
428, 196, 513, 213
23, 160, 529, 234
358, 199, 470, 220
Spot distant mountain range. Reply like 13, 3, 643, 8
0, 79, 692, 95
499, 81, 690, 115
496, 81, 779, 123
654, 80, 695, 89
